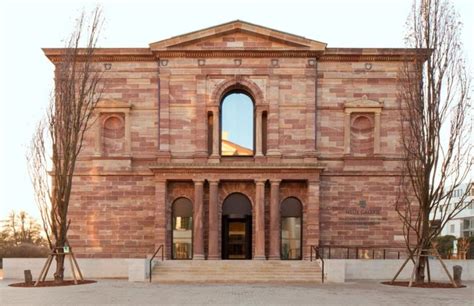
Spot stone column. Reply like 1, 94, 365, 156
269, 180, 281, 260
208, 180, 219, 259
254, 179, 266, 259
193, 180, 204, 259
210, 108, 220, 159
305, 179, 320, 259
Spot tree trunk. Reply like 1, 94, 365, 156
415, 250, 427, 282
54, 254, 65, 282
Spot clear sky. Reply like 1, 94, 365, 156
0, 0, 473, 221
222, 93, 254, 150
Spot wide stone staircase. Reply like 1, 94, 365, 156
151, 260, 324, 284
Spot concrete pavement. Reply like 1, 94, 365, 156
1, 279, 473, 305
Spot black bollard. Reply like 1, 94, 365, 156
453, 265, 462, 286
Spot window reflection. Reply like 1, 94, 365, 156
172, 198, 193, 259
281, 197, 303, 260
221, 92, 254, 156
281, 217, 302, 260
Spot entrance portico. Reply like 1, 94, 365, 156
150, 163, 322, 260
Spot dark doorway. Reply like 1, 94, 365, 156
222, 193, 252, 260
222, 216, 252, 259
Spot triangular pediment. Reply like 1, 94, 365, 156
149, 20, 326, 51
344, 96, 384, 109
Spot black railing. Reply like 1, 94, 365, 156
310, 245, 325, 283
149, 244, 164, 282
319, 245, 405, 260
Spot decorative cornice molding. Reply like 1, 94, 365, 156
43, 47, 430, 62
149, 162, 324, 171
46, 55, 156, 63
152, 50, 324, 58
344, 96, 384, 110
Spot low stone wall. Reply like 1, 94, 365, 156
3, 258, 147, 282
325, 259, 474, 283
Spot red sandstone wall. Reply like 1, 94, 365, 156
319, 175, 403, 247
316, 61, 405, 247
65, 44, 408, 257
68, 175, 156, 258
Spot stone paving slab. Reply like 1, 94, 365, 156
0, 279, 473, 305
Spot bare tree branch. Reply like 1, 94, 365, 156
27, 7, 104, 282
395, 0, 473, 283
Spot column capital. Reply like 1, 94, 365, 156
254, 179, 266, 185
207, 179, 220, 185
270, 179, 281, 185
193, 179, 205, 185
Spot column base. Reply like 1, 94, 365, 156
253, 255, 266, 260
268, 255, 280, 260
193, 254, 205, 260
207, 255, 220, 260
208, 156, 220, 163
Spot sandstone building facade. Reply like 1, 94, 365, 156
44, 21, 420, 260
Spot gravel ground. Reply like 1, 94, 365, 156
0, 279, 473, 305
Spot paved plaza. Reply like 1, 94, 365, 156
0, 279, 473, 305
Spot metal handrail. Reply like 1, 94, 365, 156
149, 244, 164, 283
319, 245, 404, 260
310, 245, 325, 283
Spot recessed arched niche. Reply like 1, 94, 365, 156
102, 114, 125, 155
344, 96, 383, 156
350, 114, 374, 155
94, 99, 131, 156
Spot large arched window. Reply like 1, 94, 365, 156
281, 197, 302, 260
172, 198, 193, 259
221, 92, 254, 156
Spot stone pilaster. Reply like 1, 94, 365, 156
210, 108, 220, 161
154, 179, 167, 258
254, 179, 266, 259
208, 180, 220, 259
193, 180, 205, 259
305, 179, 320, 259
255, 111, 263, 157
269, 180, 281, 259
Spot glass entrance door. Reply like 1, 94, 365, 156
222, 216, 252, 259
228, 220, 246, 259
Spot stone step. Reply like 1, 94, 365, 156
151, 260, 323, 283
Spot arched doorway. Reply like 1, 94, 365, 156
222, 193, 252, 259
281, 197, 303, 260
172, 197, 193, 259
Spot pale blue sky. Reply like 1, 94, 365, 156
0, 0, 473, 221
222, 93, 254, 150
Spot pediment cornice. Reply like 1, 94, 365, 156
149, 20, 327, 52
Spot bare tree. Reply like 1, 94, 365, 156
27, 8, 104, 282
395, 0, 472, 283
1, 211, 45, 246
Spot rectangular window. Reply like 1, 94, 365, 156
462, 217, 474, 237
450, 224, 455, 234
